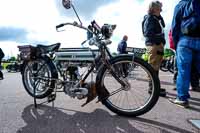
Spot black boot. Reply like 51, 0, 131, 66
148, 71, 166, 97
159, 88, 166, 97
156, 70, 167, 97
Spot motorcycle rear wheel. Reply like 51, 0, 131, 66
22, 58, 58, 99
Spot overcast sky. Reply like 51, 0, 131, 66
0, 0, 179, 57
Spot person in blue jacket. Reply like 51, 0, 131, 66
117, 35, 128, 54
169, 0, 200, 108
117, 35, 128, 77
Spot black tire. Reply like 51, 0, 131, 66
160, 60, 169, 72
96, 55, 160, 117
169, 66, 174, 73
7, 68, 11, 72
168, 56, 175, 73
6, 65, 11, 72
22, 57, 58, 99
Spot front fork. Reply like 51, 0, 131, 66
102, 56, 127, 87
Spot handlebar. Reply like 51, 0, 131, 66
56, 21, 89, 32
56, 20, 113, 47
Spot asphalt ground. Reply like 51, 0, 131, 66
0, 70, 200, 133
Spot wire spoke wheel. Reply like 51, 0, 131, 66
22, 59, 55, 98
98, 56, 160, 117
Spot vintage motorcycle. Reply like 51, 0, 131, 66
18, 0, 160, 117
159, 48, 175, 73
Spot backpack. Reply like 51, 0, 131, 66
0, 48, 4, 59
181, 0, 200, 37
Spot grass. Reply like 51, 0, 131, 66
2, 63, 11, 69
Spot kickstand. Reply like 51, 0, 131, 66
33, 81, 38, 108
33, 80, 57, 108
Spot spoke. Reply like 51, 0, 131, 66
125, 92, 131, 110
35, 63, 46, 75
109, 88, 124, 97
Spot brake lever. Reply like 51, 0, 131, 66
56, 24, 66, 32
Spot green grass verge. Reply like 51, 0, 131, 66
2, 63, 11, 69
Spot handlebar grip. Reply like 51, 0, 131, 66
91, 20, 101, 32
56, 24, 65, 29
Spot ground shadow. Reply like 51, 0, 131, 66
166, 92, 200, 112
132, 117, 194, 133
160, 80, 175, 86
17, 104, 197, 133
167, 92, 200, 103
17, 104, 143, 133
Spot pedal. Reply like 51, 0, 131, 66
48, 94, 56, 103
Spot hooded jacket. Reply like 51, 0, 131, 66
142, 14, 166, 46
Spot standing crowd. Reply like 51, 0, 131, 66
118, 0, 200, 108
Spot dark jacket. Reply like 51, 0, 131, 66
0, 48, 4, 60
143, 14, 166, 46
117, 40, 127, 54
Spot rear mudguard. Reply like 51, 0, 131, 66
20, 56, 58, 81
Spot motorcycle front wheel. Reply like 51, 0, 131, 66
97, 55, 160, 117
22, 58, 58, 99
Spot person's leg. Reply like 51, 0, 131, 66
146, 44, 166, 96
147, 44, 163, 72
190, 60, 200, 90
169, 45, 192, 108
176, 46, 192, 101
190, 51, 200, 91
173, 55, 178, 84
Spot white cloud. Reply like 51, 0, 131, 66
0, 0, 180, 57
0, 41, 20, 58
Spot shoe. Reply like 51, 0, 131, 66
159, 88, 167, 97
148, 88, 166, 97
0, 77, 3, 80
168, 98, 189, 108
173, 87, 176, 90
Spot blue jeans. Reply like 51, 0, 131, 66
176, 37, 200, 101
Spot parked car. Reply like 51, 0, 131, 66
6, 62, 20, 72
